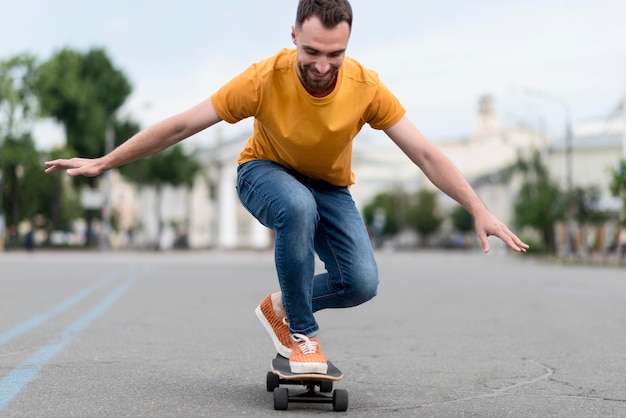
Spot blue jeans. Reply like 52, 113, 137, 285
237, 160, 379, 337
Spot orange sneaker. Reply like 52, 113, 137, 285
289, 334, 328, 374
255, 294, 292, 357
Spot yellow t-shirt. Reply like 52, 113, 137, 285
211, 48, 405, 186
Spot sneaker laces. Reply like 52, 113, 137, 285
292, 333, 319, 355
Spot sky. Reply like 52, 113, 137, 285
2, 0, 625, 150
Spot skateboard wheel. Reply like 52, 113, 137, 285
266, 372, 280, 392
273, 387, 289, 410
319, 380, 333, 393
332, 389, 348, 412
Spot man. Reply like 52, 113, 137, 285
45, 0, 529, 375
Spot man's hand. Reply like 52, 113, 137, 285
44, 158, 105, 177
473, 211, 529, 253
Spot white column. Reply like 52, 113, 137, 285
218, 164, 238, 249
250, 219, 270, 249
623, 58, 626, 157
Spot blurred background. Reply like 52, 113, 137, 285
0, 0, 625, 260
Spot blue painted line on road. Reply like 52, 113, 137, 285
0, 276, 137, 411
0, 279, 111, 347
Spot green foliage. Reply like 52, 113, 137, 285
450, 204, 473, 233
513, 150, 564, 253
567, 185, 611, 225
517, 228, 546, 254
362, 187, 443, 246
406, 188, 443, 245
0, 54, 38, 138
0, 54, 50, 244
35, 48, 132, 159
1, 135, 37, 224
362, 189, 410, 236
609, 159, 626, 226
0, 135, 70, 230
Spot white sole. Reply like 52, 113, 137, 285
289, 361, 328, 374
255, 305, 292, 358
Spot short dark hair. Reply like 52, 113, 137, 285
295, 0, 353, 31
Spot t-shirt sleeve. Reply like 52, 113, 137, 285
363, 76, 406, 130
211, 63, 261, 124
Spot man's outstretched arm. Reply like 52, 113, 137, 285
45, 98, 222, 177
384, 116, 529, 253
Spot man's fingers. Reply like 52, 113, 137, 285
44, 158, 94, 176
66, 168, 83, 177
474, 213, 530, 254
482, 239, 491, 253
478, 226, 529, 254
497, 230, 529, 253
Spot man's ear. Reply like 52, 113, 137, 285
291, 26, 297, 45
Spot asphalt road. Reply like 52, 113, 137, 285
1, 249, 625, 417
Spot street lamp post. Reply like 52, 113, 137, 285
623, 58, 626, 158
564, 110, 575, 256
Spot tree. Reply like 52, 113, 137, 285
450, 205, 473, 234
449, 204, 474, 248
565, 185, 612, 252
407, 188, 443, 247
513, 150, 564, 254
362, 188, 444, 247
35, 47, 132, 245
0, 134, 80, 247
1, 135, 40, 225
609, 159, 626, 227
568, 185, 611, 225
0, 54, 39, 247
36, 48, 131, 159
362, 189, 411, 238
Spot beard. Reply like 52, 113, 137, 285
297, 61, 339, 93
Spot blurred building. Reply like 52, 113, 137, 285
548, 108, 624, 211
106, 96, 625, 251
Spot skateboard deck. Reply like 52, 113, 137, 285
271, 354, 344, 381
266, 354, 348, 411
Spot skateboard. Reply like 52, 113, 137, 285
266, 354, 348, 411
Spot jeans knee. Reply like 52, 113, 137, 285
276, 195, 318, 230
346, 266, 379, 306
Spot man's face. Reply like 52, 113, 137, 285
292, 16, 350, 95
